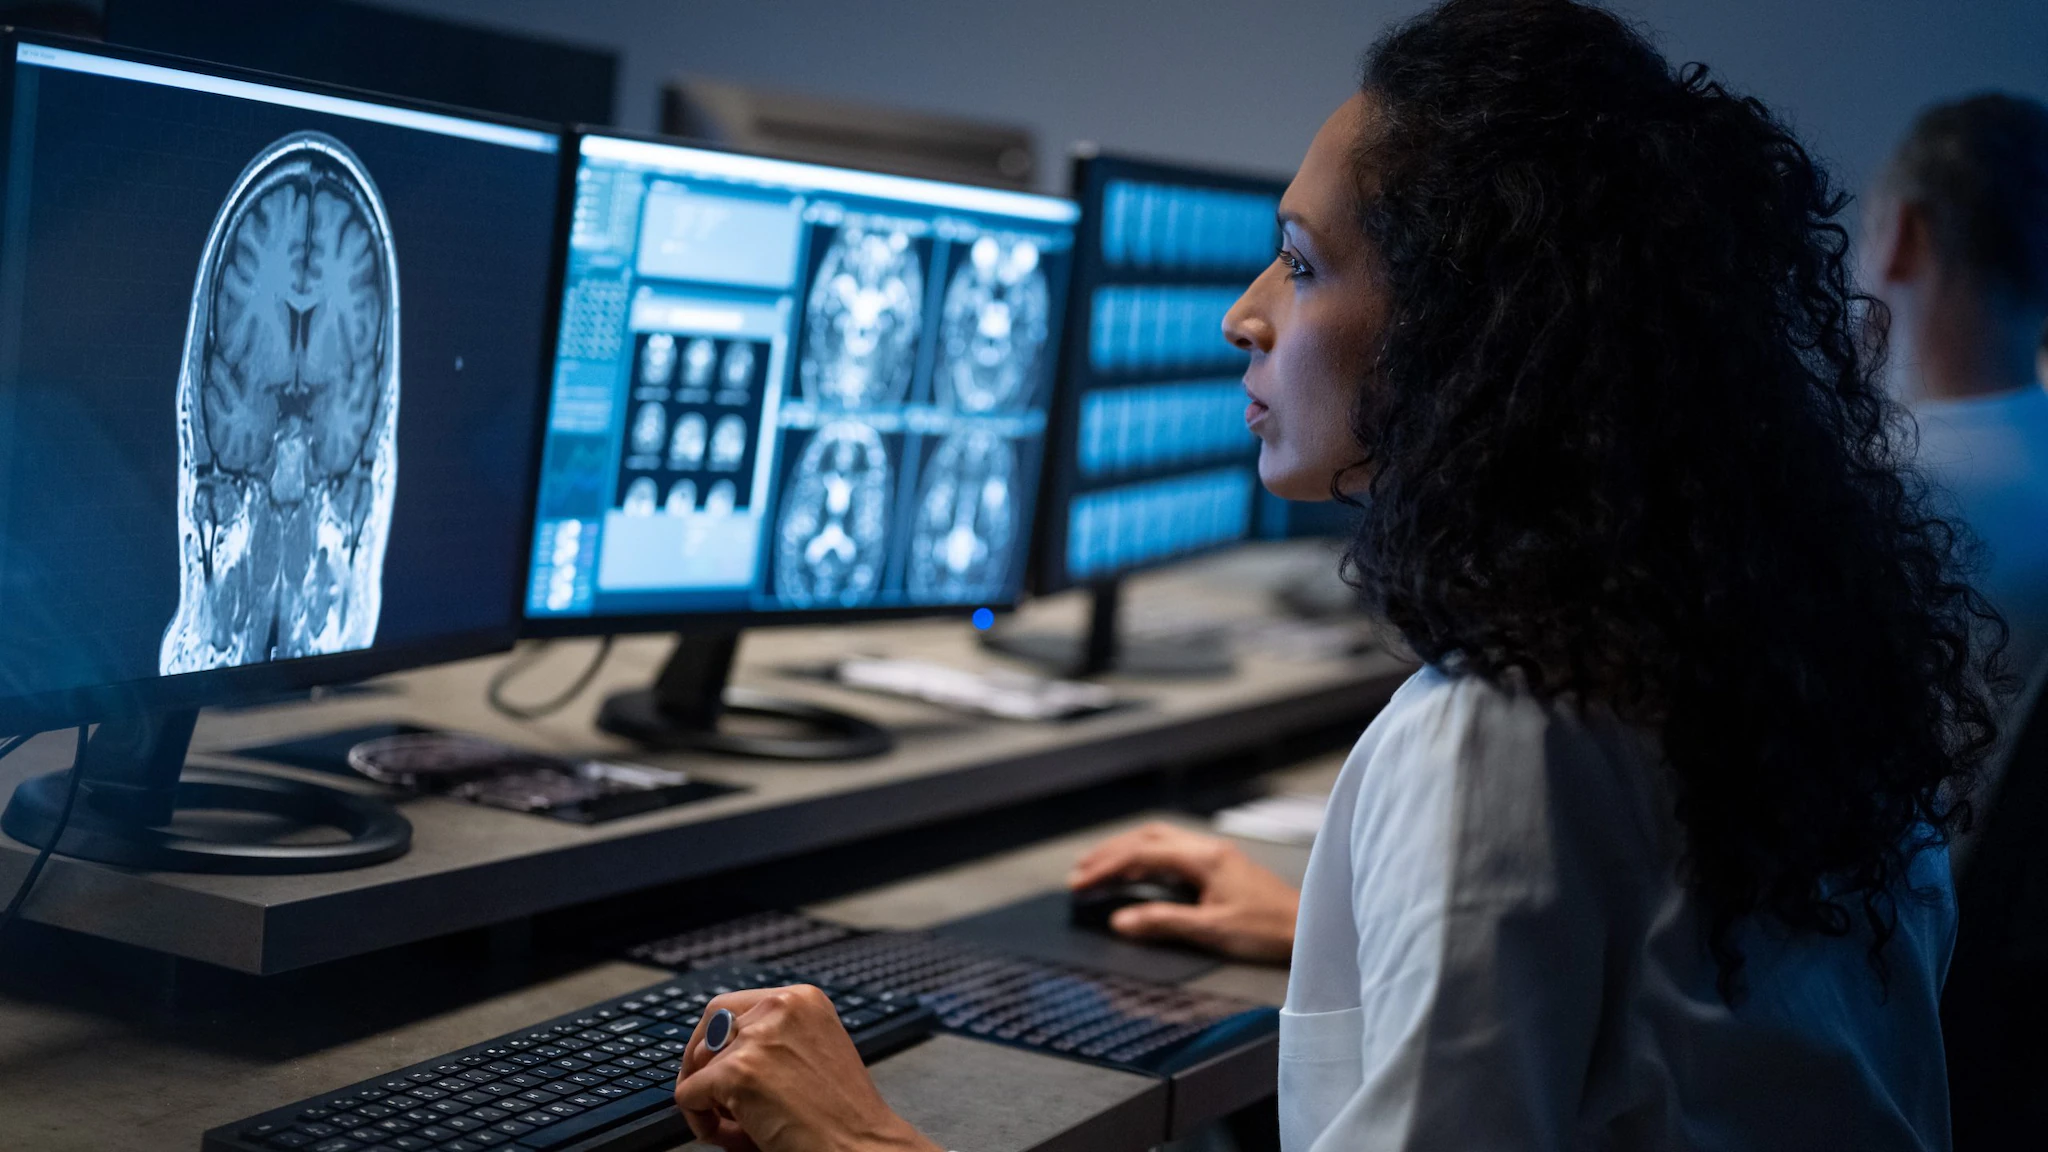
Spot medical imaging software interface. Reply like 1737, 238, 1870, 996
528, 136, 1078, 619
1048, 161, 1283, 587
0, 43, 560, 701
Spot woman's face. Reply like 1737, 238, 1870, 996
1225, 93, 1388, 501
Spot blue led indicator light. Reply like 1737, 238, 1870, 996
972, 608, 995, 631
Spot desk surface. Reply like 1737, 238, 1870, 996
0, 542, 1402, 974
0, 751, 1340, 1152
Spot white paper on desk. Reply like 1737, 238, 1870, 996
1214, 792, 1330, 845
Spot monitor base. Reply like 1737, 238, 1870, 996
982, 581, 1236, 679
594, 632, 892, 761
1, 764, 412, 875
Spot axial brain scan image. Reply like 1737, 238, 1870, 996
683, 336, 717, 389
938, 236, 1049, 413
909, 429, 1016, 600
641, 332, 676, 387
160, 131, 399, 675
774, 421, 891, 607
800, 224, 923, 408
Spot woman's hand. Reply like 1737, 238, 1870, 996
1068, 821, 1300, 963
674, 984, 941, 1152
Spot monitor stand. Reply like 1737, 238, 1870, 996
981, 580, 1235, 679
595, 631, 892, 761
1, 708, 411, 874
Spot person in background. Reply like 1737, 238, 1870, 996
1866, 93, 2048, 689
665, 2, 2003, 1149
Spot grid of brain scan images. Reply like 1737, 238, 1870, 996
1051, 166, 1284, 586
527, 137, 1075, 618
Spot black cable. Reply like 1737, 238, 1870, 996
0, 724, 89, 939
485, 636, 615, 721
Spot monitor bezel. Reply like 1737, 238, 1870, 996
1024, 148, 1291, 597
518, 125, 1080, 640
0, 28, 568, 734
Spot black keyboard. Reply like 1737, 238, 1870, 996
630, 912, 1277, 1077
203, 963, 935, 1152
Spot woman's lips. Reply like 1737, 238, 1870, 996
1246, 398, 1270, 434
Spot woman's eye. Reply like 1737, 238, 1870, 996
1276, 247, 1310, 279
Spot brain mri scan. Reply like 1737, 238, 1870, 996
623, 476, 659, 516
774, 421, 891, 607
160, 131, 399, 675
721, 341, 755, 391
800, 225, 922, 408
709, 415, 747, 471
938, 236, 1050, 412
683, 337, 717, 389
631, 401, 668, 456
706, 479, 738, 516
668, 412, 707, 471
641, 333, 676, 387
909, 430, 1016, 600
665, 479, 697, 515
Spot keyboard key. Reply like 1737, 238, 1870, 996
490, 1119, 536, 1136
484, 1061, 522, 1074
471, 1106, 512, 1123
549, 1057, 592, 1073
540, 1082, 581, 1096
515, 1089, 559, 1106
435, 1078, 472, 1092
372, 1117, 418, 1135
541, 1102, 583, 1118
408, 1085, 450, 1100
509, 1084, 676, 1152
386, 1138, 433, 1152
565, 1073, 606, 1087
265, 1135, 313, 1149
296, 1108, 335, 1122
443, 1142, 485, 1152
307, 1140, 361, 1152
241, 1122, 287, 1140
515, 1111, 559, 1126
481, 1083, 523, 1098
401, 1109, 439, 1124
417, 1125, 459, 1141
461, 1069, 499, 1084
408, 1072, 441, 1084
468, 1132, 511, 1147
345, 1129, 381, 1143
587, 1085, 632, 1099
435, 1064, 468, 1076
294, 1122, 341, 1138
611, 1076, 658, 1092
431, 1098, 470, 1116
566, 1094, 607, 1108
443, 1115, 484, 1132
454, 1091, 495, 1107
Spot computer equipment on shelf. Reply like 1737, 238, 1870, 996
0, 33, 564, 873
984, 150, 1289, 678
628, 910, 1278, 1078
203, 962, 936, 1152
522, 131, 1081, 759
663, 76, 1037, 191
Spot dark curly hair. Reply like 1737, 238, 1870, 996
1342, 0, 2005, 995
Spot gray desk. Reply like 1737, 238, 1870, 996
0, 547, 1402, 974
0, 755, 1340, 1152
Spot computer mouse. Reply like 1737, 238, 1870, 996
1069, 875, 1203, 932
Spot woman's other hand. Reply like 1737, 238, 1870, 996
674, 984, 940, 1152
1068, 821, 1300, 963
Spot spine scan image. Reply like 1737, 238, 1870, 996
160, 131, 399, 675
909, 429, 1016, 600
799, 224, 923, 408
938, 236, 1049, 413
774, 421, 892, 607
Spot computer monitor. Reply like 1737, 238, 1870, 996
524, 131, 1078, 759
0, 34, 564, 872
985, 150, 1287, 677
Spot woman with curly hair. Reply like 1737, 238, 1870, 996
665, 1, 2001, 1148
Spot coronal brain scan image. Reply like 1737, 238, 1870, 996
641, 332, 676, 387
665, 479, 697, 515
668, 412, 708, 471
800, 224, 922, 408
705, 479, 737, 516
938, 236, 1050, 412
709, 415, 748, 471
774, 421, 891, 607
160, 131, 399, 675
631, 401, 668, 456
721, 341, 756, 391
909, 429, 1017, 600
623, 476, 659, 516
683, 336, 717, 389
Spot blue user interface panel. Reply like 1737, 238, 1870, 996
1039, 156, 1285, 591
529, 135, 1078, 622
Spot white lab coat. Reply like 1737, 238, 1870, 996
1280, 666, 1955, 1151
